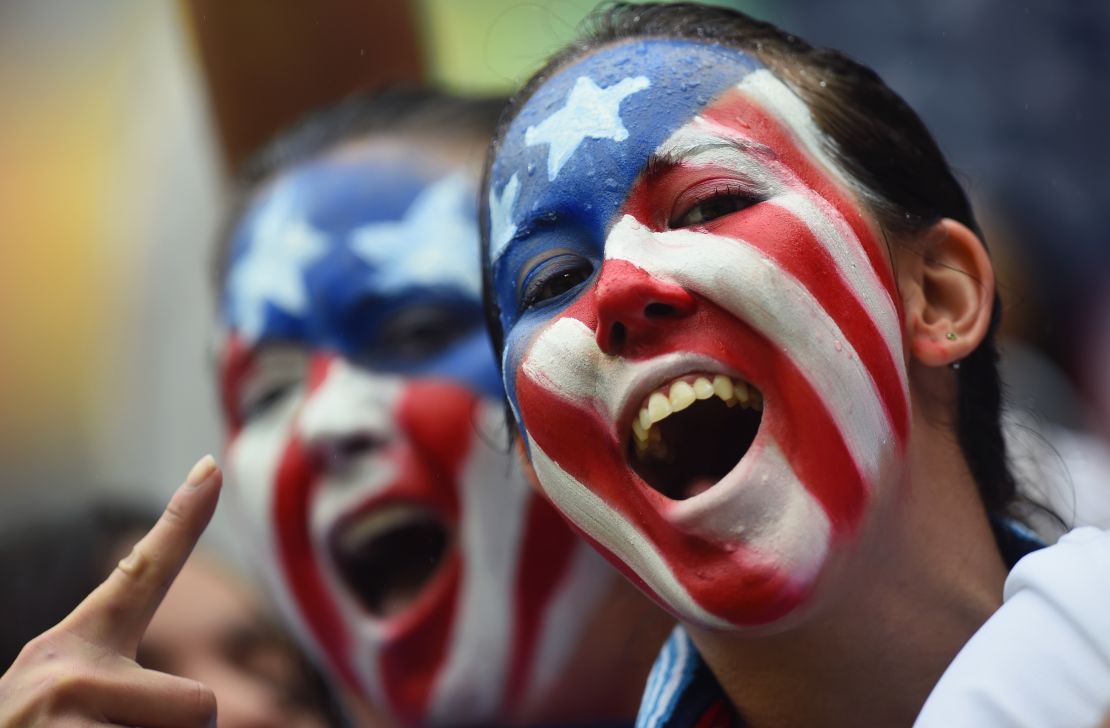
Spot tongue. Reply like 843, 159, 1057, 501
378, 581, 428, 619
684, 478, 716, 499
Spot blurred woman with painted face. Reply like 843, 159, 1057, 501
0, 90, 672, 728
214, 88, 671, 727
480, 4, 1110, 727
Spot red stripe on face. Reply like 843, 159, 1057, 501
218, 333, 253, 440
504, 495, 578, 710
517, 285, 868, 625
694, 199, 906, 443
273, 360, 358, 693
375, 489, 460, 725
699, 87, 900, 310
376, 381, 472, 723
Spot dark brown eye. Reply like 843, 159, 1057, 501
238, 348, 308, 423
520, 256, 594, 309
372, 303, 478, 360
672, 189, 760, 228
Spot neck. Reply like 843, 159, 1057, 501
689, 410, 1010, 728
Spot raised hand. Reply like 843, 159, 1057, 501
0, 456, 223, 727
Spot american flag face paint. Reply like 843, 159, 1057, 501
219, 147, 614, 725
486, 41, 910, 629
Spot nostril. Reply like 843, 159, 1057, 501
317, 433, 381, 469
608, 322, 628, 352
339, 433, 379, 458
645, 302, 677, 318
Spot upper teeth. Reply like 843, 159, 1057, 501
339, 505, 430, 552
632, 374, 762, 455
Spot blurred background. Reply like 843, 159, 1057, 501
0, 0, 1107, 542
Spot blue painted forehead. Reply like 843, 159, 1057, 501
222, 151, 482, 345
230, 152, 448, 254
486, 39, 764, 260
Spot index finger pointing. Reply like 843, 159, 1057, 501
62, 455, 222, 656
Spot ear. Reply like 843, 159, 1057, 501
896, 218, 995, 367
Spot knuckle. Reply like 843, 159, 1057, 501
162, 493, 191, 528
115, 543, 156, 581
0, 657, 103, 724
185, 681, 217, 725
58, 670, 96, 701
17, 632, 64, 666
38, 667, 95, 706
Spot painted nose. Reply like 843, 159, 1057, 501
299, 355, 391, 469
594, 260, 696, 356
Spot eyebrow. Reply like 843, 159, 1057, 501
639, 138, 774, 197
651, 136, 777, 168
501, 209, 560, 256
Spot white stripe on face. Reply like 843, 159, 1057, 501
522, 316, 731, 439
518, 541, 614, 711
654, 118, 904, 370
528, 436, 733, 630
225, 382, 319, 661
736, 69, 863, 194
668, 437, 830, 582
426, 401, 529, 722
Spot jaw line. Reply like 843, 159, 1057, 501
526, 433, 735, 631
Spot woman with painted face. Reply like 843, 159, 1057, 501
214, 88, 671, 726
480, 4, 1110, 727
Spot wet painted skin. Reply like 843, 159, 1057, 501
486, 41, 910, 629
218, 142, 614, 726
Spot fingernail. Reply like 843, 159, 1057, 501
185, 454, 217, 488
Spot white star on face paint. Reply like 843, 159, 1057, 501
525, 75, 651, 181
228, 184, 328, 342
349, 172, 481, 296
488, 173, 520, 262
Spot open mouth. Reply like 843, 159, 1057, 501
628, 373, 763, 501
329, 504, 449, 619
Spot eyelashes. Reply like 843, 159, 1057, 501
669, 182, 763, 229
518, 253, 595, 311
233, 347, 309, 425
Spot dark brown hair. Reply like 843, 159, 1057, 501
481, 2, 1018, 518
